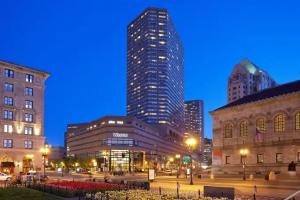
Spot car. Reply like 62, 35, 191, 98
0, 172, 12, 181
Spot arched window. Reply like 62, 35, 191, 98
296, 112, 300, 130
274, 114, 285, 132
223, 123, 233, 138
256, 118, 266, 133
240, 120, 248, 136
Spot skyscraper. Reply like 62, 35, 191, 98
126, 8, 184, 130
184, 100, 204, 149
228, 59, 277, 103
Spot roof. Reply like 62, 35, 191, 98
214, 80, 300, 112
0, 59, 50, 78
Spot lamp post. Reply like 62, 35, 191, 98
40, 146, 49, 177
240, 148, 248, 181
185, 137, 197, 185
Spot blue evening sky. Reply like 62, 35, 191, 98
1, 0, 300, 146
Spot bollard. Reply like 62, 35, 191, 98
159, 186, 162, 195
253, 193, 256, 200
198, 189, 201, 198
176, 182, 179, 199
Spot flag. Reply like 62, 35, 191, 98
255, 128, 263, 143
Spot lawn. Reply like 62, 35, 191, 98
0, 187, 63, 200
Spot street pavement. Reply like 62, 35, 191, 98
45, 171, 300, 199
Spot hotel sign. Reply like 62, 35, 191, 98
112, 133, 128, 138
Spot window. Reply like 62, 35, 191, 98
4, 97, 13, 106
3, 139, 13, 148
276, 153, 283, 163
225, 156, 230, 164
256, 118, 266, 133
240, 120, 248, 136
24, 113, 33, 122
24, 127, 33, 135
4, 125, 13, 133
257, 154, 264, 163
274, 114, 285, 132
3, 110, 13, 120
223, 123, 233, 138
4, 69, 14, 78
25, 100, 33, 109
26, 74, 34, 83
24, 140, 33, 149
296, 112, 300, 130
4, 83, 13, 92
25, 87, 33, 96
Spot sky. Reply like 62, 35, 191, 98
1, 0, 300, 146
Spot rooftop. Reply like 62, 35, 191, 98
0, 59, 50, 77
214, 79, 300, 111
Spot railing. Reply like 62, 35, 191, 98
284, 190, 300, 200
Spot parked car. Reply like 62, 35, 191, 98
0, 172, 12, 181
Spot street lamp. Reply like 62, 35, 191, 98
185, 137, 197, 185
40, 146, 50, 177
240, 148, 248, 181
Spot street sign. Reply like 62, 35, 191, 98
148, 169, 155, 181
182, 156, 191, 163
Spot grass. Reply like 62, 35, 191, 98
0, 187, 64, 200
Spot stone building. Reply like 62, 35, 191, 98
228, 59, 276, 103
211, 80, 300, 176
0, 60, 49, 174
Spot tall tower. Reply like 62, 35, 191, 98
227, 59, 277, 103
184, 100, 204, 150
126, 8, 184, 130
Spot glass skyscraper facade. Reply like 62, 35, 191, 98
126, 8, 184, 130
184, 100, 204, 150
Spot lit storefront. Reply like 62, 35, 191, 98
65, 116, 188, 172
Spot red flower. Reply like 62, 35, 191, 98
47, 181, 124, 191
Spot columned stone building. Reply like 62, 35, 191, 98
0, 60, 49, 174
211, 80, 300, 176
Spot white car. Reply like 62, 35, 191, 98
0, 172, 12, 181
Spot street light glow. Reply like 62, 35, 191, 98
185, 137, 197, 148
240, 148, 249, 156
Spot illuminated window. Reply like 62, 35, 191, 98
25, 100, 33, 109
4, 124, 13, 133
240, 121, 248, 136
256, 118, 266, 133
117, 121, 124, 125
26, 74, 34, 83
24, 127, 33, 135
296, 112, 300, 130
223, 123, 233, 138
108, 120, 115, 124
274, 114, 285, 132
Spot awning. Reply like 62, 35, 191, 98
1, 162, 15, 167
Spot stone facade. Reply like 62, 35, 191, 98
0, 60, 49, 174
211, 82, 300, 176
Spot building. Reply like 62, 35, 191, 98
203, 138, 212, 166
228, 59, 277, 103
184, 100, 204, 150
211, 80, 300, 175
65, 116, 187, 172
48, 146, 65, 162
0, 60, 49, 174
126, 7, 184, 131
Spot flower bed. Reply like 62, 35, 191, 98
28, 181, 125, 198
86, 190, 228, 200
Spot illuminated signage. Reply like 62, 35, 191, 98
113, 133, 128, 138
